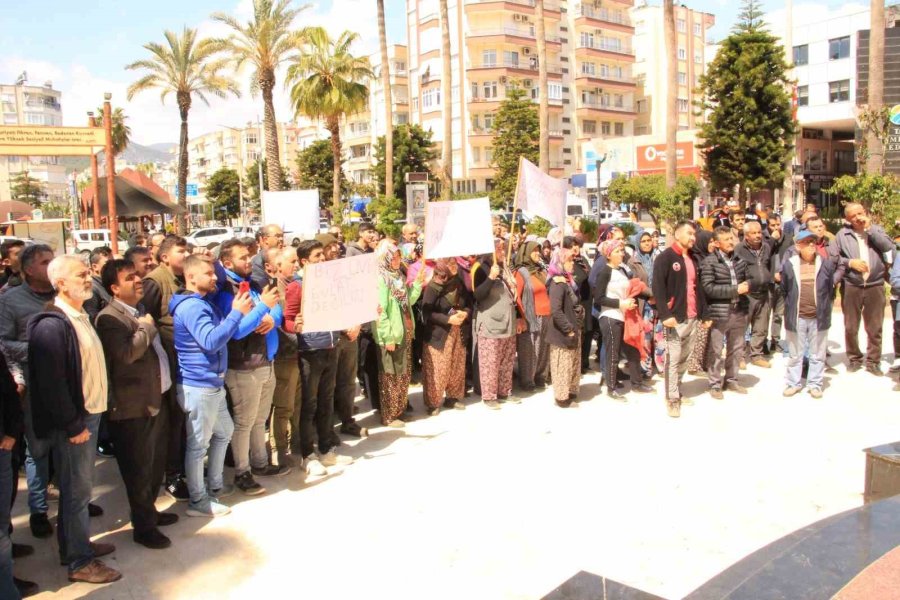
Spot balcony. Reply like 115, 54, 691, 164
576, 99, 636, 118
465, 0, 561, 12
468, 59, 563, 75
576, 39, 634, 56
574, 3, 632, 27
468, 27, 561, 44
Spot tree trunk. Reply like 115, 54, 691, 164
439, 0, 453, 199
866, 0, 885, 174
378, 0, 394, 199
535, 0, 549, 173
781, 0, 794, 217
261, 71, 283, 191
663, 0, 678, 190
327, 116, 344, 225
176, 92, 190, 235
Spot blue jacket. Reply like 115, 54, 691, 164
169, 291, 243, 388
211, 263, 281, 363
779, 254, 837, 333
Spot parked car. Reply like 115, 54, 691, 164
185, 227, 236, 249
599, 210, 634, 224
232, 225, 261, 239
0, 235, 34, 247
71, 229, 112, 255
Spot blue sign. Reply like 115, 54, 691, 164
175, 183, 199, 197
585, 151, 597, 171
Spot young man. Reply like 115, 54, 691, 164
0, 239, 25, 291
345, 223, 378, 257
780, 230, 837, 398
735, 221, 773, 368
214, 239, 285, 496
124, 246, 154, 279
28, 256, 120, 584
96, 260, 177, 550
83, 247, 112, 323
283, 241, 352, 476
143, 236, 191, 501
766, 214, 790, 354
169, 255, 253, 517
728, 211, 747, 243
701, 227, 752, 399
652, 221, 708, 418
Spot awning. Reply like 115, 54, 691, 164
82, 168, 185, 217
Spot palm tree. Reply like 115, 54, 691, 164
211, 0, 310, 193
94, 106, 131, 156
663, 0, 678, 190
377, 0, 394, 198
287, 28, 372, 224
439, 0, 452, 199
535, 0, 549, 173
866, 0, 884, 174
126, 27, 240, 233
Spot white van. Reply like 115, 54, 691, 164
566, 194, 589, 218
72, 229, 112, 255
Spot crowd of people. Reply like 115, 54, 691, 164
0, 199, 896, 597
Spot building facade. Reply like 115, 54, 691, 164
857, 14, 900, 177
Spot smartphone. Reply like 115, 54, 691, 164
239, 281, 250, 295
268, 277, 278, 289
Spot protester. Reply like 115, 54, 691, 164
780, 231, 837, 398
627, 230, 663, 378
346, 223, 378, 257
766, 214, 790, 355
346, 223, 381, 408
83, 247, 112, 322
401, 223, 419, 244
570, 237, 594, 374
713, 199, 739, 229
892, 257, 900, 380
96, 259, 177, 549
546, 249, 583, 407
701, 227, 751, 399
0, 239, 25, 291
735, 221, 773, 368
728, 211, 746, 243
170, 255, 253, 517
124, 246, 154, 279
148, 233, 166, 266
514, 241, 551, 392
250, 225, 284, 288
652, 221, 707, 418
28, 255, 120, 583
421, 258, 471, 414
686, 229, 715, 376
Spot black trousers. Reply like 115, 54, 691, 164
299, 348, 337, 458
599, 316, 641, 392
108, 400, 168, 534
842, 284, 885, 366
163, 389, 185, 480
334, 336, 358, 428
358, 333, 382, 412
892, 300, 900, 359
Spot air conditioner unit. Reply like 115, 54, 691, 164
523, 47, 532, 55
521, 15, 530, 22
499, 76, 508, 84
514, 14, 523, 21
523, 79, 533, 87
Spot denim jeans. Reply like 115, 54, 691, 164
23, 395, 51, 515
0, 450, 20, 599
177, 384, 234, 511
225, 364, 276, 475
51, 412, 101, 572
785, 318, 827, 391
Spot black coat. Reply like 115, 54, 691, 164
700, 252, 750, 321
734, 241, 772, 296
547, 278, 580, 349
0, 351, 22, 440
651, 246, 707, 324
421, 275, 473, 350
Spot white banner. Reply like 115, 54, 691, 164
262, 189, 319, 239
514, 157, 567, 227
424, 198, 495, 259
301, 253, 380, 333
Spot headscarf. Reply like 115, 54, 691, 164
376, 240, 408, 305
547, 248, 576, 290
547, 227, 564, 247
515, 241, 544, 275
632, 231, 657, 285
432, 258, 455, 285
694, 229, 715, 260
599, 239, 624, 259
399, 242, 417, 265
488, 237, 518, 294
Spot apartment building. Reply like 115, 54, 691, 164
406, 0, 636, 195
0, 80, 69, 204
858, 16, 900, 177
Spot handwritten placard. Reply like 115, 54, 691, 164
424, 198, 495, 259
301, 253, 379, 333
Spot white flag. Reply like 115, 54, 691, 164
514, 157, 567, 227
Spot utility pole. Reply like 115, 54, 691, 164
88, 111, 101, 229
103, 93, 118, 254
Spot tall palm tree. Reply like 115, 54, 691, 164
866, 0, 884, 174
287, 28, 372, 224
377, 0, 394, 198
439, 0, 453, 199
94, 106, 132, 156
663, 0, 678, 190
211, 0, 310, 193
126, 27, 240, 233
535, 0, 549, 173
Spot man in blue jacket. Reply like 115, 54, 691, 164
169, 256, 254, 518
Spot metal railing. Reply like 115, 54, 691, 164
466, 0, 560, 10
575, 71, 634, 84
469, 27, 561, 43
469, 59, 563, 74
574, 4, 631, 25
576, 39, 634, 55
578, 100, 634, 112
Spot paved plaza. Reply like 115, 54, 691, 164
14, 317, 900, 600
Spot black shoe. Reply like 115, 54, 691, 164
866, 364, 884, 377
251, 464, 291, 477
88, 502, 103, 517
165, 475, 190, 502
568, 392, 578, 401
134, 528, 171, 550
14, 577, 39, 598
96, 442, 115, 457
235, 471, 266, 495
29, 512, 52, 538
519, 384, 536, 394
534, 379, 547, 389
632, 384, 654, 394
156, 512, 179, 527
339, 422, 368, 438
405, 403, 414, 413
12, 542, 34, 558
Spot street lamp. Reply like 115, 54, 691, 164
218, 124, 245, 225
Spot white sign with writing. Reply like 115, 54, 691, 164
262, 189, 319, 240
424, 197, 495, 259
514, 158, 567, 227
301, 253, 379, 333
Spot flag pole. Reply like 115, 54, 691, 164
506, 156, 524, 266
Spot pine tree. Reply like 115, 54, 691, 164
10, 172, 46, 207
490, 86, 539, 210
295, 139, 348, 208
697, 2, 796, 199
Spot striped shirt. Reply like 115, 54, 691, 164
54, 297, 108, 414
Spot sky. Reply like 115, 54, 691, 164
0, 0, 868, 146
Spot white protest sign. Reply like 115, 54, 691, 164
262, 189, 319, 239
424, 197, 495, 259
301, 253, 379, 333
514, 157, 567, 227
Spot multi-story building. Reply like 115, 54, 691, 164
406, 0, 637, 195
857, 10, 900, 177
0, 80, 69, 204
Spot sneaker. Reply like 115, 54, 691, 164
251, 464, 292, 477
339, 422, 368, 438
632, 383, 654, 394
303, 455, 328, 476
234, 472, 266, 496
666, 401, 681, 418
68, 559, 122, 584
847, 363, 862, 373
499, 395, 521, 404
165, 475, 190, 502
186, 500, 231, 518
483, 400, 501, 410
809, 388, 823, 399
751, 358, 771, 368
725, 383, 748, 394
209, 484, 235, 499
156, 512, 179, 527
29, 512, 52, 538
319, 450, 353, 467
889, 363, 900, 374
608, 389, 627, 401
783, 387, 802, 397
709, 388, 724, 400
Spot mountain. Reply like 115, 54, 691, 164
57, 141, 175, 173
146, 142, 176, 154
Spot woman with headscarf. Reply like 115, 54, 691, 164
687, 227, 716, 376
568, 236, 594, 373
473, 239, 523, 409
421, 258, 472, 414
592, 239, 654, 400
546, 248, 584, 408
627, 229, 663, 377
374, 240, 425, 427
514, 240, 551, 392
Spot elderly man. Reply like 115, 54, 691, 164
401, 223, 419, 245
735, 220, 773, 368
28, 256, 120, 584
834, 203, 895, 375
251, 224, 284, 289
148, 233, 166, 267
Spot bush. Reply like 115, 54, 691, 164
526, 216, 552, 237
367, 195, 403, 239
578, 218, 598, 243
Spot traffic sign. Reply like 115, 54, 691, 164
175, 183, 199, 197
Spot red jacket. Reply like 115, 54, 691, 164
623, 278, 650, 360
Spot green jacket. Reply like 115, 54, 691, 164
374, 278, 423, 346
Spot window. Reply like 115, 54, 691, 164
829, 36, 850, 60
601, 121, 610, 135
600, 64, 609, 77
503, 50, 519, 67
581, 62, 595, 76
482, 49, 497, 66
834, 149, 855, 174
677, 19, 686, 33
548, 83, 562, 100
422, 88, 441, 109
797, 85, 809, 107
485, 148, 493, 163
678, 98, 689, 113
613, 94, 624, 108
803, 148, 828, 172
678, 47, 686, 60
483, 81, 498, 99
471, 147, 481, 163
678, 72, 687, 85
484, 114, 494, 130
635, 125, 649, 135
829, 79, 850, 103
614, 122, 624, 136
693, 22, 702, 36
582, 120, 596, 135
636, 99, 648, 113
793, 44, 808, 66
580, 32, 594, 47
694, 51, 702, 64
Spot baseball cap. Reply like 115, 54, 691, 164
795, 229, 815, 242
315, 233, 338, 247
